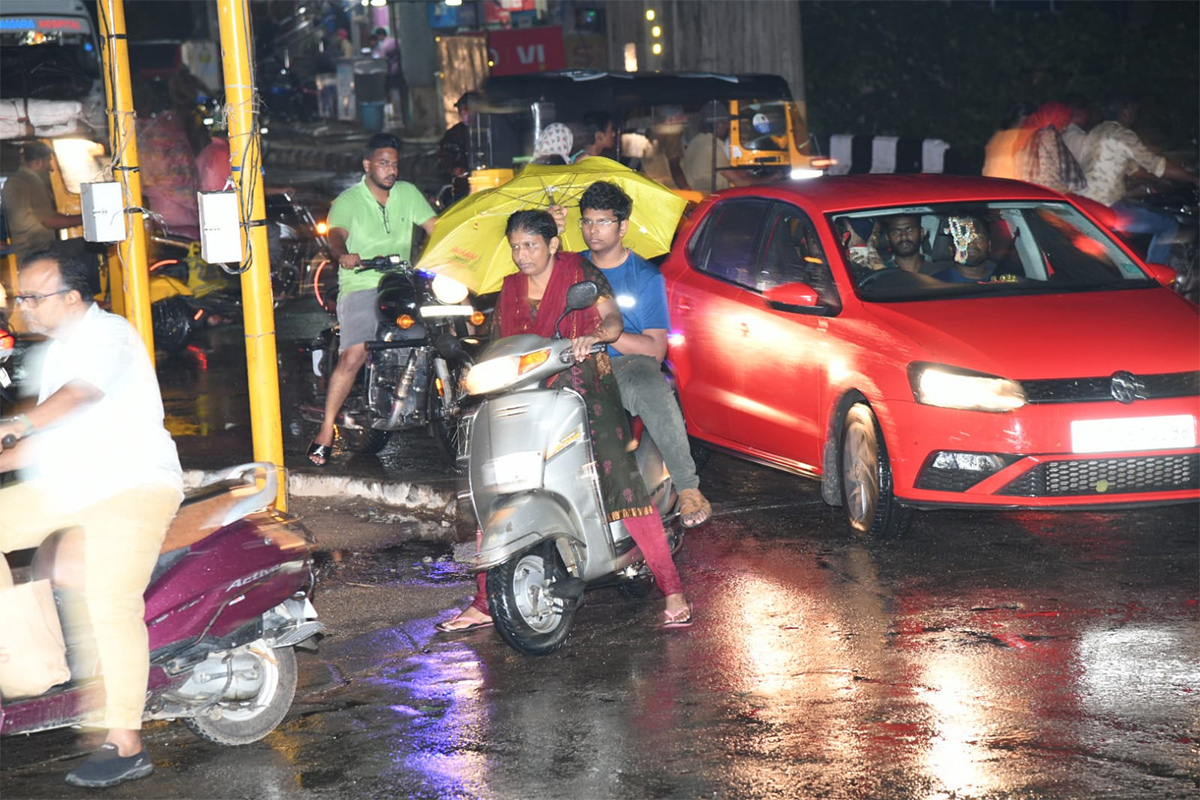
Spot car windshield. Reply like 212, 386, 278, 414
827, 201, 1154, 301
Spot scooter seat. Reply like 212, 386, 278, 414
160, 482, 259, 554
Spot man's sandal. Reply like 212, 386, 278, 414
307, 441, 332, 467
678, 488, 712, 529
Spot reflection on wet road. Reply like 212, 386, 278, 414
2, 306, 1196, 799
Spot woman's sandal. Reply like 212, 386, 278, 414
307, 441, 332, 467
435, 610, 494, 633
678, 488, 712, 529
661, 602, 694, 629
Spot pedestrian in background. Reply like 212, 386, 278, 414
982, 101, 1035, 181
1015, 102, 1087, 194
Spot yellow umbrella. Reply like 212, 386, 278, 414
417, 157, 688, 294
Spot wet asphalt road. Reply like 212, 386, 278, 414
3, 219, 1199, 798
2, 315, 1198, 799
2, 455, 1196, 799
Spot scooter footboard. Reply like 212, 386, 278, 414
476, 492, 580, 571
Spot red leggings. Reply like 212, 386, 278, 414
468, 512, 683, 615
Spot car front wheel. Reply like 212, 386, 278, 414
840, 403, 912, 539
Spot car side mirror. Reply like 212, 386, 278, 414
764, 281, 820, 309
1142, 262, 1176, 289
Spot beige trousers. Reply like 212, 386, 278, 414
0, 480, 181, 730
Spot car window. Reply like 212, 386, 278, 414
826, 201, 1153, 301
691, 199, 772, 288
760, 203, 840, 307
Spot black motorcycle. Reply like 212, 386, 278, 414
300, 256, 481, 464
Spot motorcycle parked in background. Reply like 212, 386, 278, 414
451, 281, 683, 656
145, 192, 330, 352
0, 463, 324, 744
300, 256, 481, 465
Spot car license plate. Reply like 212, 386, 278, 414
1071, 415, 1196, 454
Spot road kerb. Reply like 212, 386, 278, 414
182, 469, 458, 518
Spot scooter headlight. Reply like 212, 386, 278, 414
463, 348, 551, 395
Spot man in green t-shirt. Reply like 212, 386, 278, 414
308, 133, 436, 466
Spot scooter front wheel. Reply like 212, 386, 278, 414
487, 550, 575, 656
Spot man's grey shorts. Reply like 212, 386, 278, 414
337, 288, 378, 352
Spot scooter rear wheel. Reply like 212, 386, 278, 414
487, 550, 575, 656
183, 642, 298, 746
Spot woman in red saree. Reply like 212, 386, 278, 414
437, 210, 693, 632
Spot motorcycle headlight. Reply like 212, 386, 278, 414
909, 363, 1026, 412
432, 274, 469, 305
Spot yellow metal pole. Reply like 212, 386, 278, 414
216, 0, 287, 509
96, 0, 153, 360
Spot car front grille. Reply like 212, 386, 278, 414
1021, 371, 1199, 404
999, 453, 1200, 496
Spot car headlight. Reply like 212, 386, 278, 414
908, 363, 1026, 412
431, 274, 469, 305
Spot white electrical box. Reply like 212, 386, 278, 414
198, 191, 243, 264
80, 181, 126, 243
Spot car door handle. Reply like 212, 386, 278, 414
676, 299, 692, 313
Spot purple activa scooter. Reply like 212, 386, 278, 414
0, 463, 324, 746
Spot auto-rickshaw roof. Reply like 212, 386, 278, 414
481, 70, 795, 120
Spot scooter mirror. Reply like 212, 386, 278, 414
553, 281, 601, 339
565, 281, 599, 311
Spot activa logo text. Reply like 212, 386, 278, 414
227, 564, 281, 591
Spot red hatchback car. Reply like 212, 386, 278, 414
660, 175, 1199, 537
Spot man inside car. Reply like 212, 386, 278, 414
934, 216, 1000, 283
883, 215, 940, 275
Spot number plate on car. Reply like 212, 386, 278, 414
1071, 415, 1197, 454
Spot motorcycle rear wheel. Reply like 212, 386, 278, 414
338, 425, 390, 454
488, 550, 575, 656
152, 297, 193, 353
183, 642, 297, 746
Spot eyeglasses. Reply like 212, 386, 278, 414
579, 218, 618, 230
14, 289, 71, 308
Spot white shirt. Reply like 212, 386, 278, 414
26, 304, 183, 510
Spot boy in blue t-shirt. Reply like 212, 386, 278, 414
570, 181, 711, 529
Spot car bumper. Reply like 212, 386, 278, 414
885, 397, 1200, 508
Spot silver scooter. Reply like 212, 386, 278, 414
454, 282, 682, 656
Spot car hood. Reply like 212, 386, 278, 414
861, 289, 1200, 380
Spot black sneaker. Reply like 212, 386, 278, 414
64, 744, 154, 788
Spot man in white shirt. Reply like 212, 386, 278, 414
0, 250, 183, 789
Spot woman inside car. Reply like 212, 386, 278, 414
436, 210, 693, 632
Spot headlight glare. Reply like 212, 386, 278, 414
910, 364, 1025, 412
464, 356, 518, 395
431, 274, 469, 304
